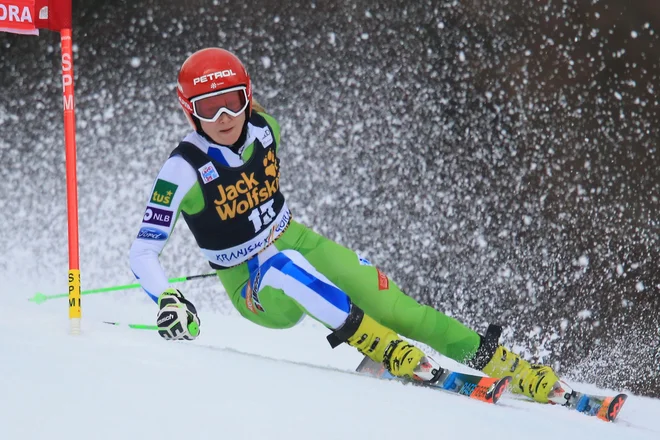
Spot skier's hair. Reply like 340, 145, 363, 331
252, 98, 266, 114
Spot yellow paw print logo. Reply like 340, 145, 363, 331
263, 150, 278, 177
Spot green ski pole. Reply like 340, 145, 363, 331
28, 272, 216, 305
103, 321, 158, 330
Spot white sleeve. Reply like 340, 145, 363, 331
129, 155, 199, 302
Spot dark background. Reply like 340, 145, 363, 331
1, 0, 659, 396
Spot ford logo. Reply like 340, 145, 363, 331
137, 227, 168, 241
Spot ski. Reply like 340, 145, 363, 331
356, 355, 511, 404
547, 383, 627, 422
357, 356, 626, 420
573, 392, 628, 421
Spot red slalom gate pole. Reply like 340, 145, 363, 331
60, 27, 81, 333
1, 0, 82, 333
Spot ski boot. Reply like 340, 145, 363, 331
469, 324, 565, 403
327, 305, 441, 382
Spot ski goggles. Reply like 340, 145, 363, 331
188, 86, 249, 122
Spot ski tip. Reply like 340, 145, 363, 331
602, 394, 627, 422
489, 375, 512, 404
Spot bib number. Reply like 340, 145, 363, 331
248, 199, 276, 232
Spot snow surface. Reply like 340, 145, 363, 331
2, 0, 659, 396
2, 281, 659, 440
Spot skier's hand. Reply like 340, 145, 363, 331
156, 288, 201, 340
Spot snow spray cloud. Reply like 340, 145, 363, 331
0, 0, 659, 396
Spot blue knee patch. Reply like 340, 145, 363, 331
263, 253, 351, 313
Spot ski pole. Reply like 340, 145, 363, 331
28, 272, 216, 305
103, 321, 158, 330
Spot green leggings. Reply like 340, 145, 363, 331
216, 220, 481, 363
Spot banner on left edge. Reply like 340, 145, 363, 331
0, 0, 72, 35
0, 0, 38, 34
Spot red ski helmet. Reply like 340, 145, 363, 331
177, 48, 253, 129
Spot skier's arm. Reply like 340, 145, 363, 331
129, 155, 198, 302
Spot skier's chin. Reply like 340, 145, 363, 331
211, 125, 239, 145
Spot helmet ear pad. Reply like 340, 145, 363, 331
183, 110, 199, 131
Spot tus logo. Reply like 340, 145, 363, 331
150, 179, 178, 207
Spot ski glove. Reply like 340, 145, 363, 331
156, 288, 201, 340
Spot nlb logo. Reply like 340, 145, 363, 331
214, 171, 279, 220
0, 4, 33, 23
193, 70, 236, 85
143, 207, 173, 227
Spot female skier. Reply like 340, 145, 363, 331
129, 47, 562, 403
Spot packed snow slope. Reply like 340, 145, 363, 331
3, 0, 659, 396
1, 282, 659, 440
